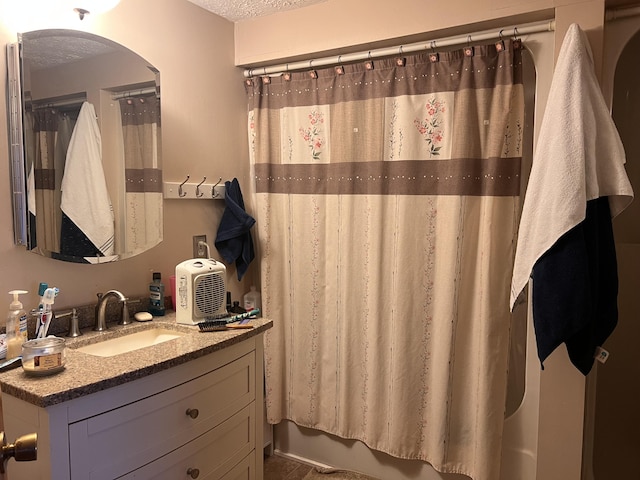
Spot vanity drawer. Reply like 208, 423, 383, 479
69, 352, 255, 480
118, 404, 255, 480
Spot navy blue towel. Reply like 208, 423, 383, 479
215, 178, 255, 280
531, 197, 618, 375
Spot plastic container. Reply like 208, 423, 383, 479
243, 286, 261, 317
148, 272, 165, 316
21, 337, 66, 376
6, 290, 28, 360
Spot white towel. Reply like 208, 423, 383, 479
510, 23, 633, 310
60, 102, 115, 256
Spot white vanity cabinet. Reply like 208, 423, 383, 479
1, 335, 264, 480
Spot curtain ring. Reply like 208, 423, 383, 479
179, 175, 190, 197
498, 29, 504, 40
196, 176, 206, 198
398, 45, 403, 55
430, 40, 437, 50
513, 27, 520, 40
467, 34, 472, 45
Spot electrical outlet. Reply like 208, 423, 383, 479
193, 235, 207, 258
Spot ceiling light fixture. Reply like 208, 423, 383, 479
72, 0, 121, 20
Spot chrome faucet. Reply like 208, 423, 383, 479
94, 290, 128, 331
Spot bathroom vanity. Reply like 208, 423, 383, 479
0, 315, 272, 479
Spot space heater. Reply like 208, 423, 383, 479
175, 258, 228, 325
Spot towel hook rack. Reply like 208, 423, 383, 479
179, 175, 190, 197
196, 176, 206, 198
212, 177, 222, 198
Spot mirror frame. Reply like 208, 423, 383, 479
7, 40, 28, 247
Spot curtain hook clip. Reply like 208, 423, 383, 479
464, 35, 474, 57
496, 29, 506, 52
365, 51, 374, 70
196, 176, 206, 198
212, 177, 222, 198
335, 56, 345, 75
512, 27, 522, 49
429, 41, 439, 62
179, 175, 190, 197
395, 46, 406, 67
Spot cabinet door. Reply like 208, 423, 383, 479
70, 352, 255, 479
119, 405, 255, 479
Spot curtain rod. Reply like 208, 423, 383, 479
112, 86, 158, 100
243, 20, 555, 78
606, 5, 640, 21
31, 96, 86, 110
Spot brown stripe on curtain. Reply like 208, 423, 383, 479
255, 157, 521, 196
125, 168, 163, 193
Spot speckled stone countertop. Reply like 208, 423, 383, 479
0, 313, 272, 408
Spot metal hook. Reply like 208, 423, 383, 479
399, 45, 404, 55
179, 175, 190, 197
499, 29, 504, 40
513, 27, 520, 40
430, 40, 437, 50
467, 34, 472, 44
196, 176, 206, 198
211, 177, 223, 198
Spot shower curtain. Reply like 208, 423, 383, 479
119, 94, 162, 255
247, 39, 525, 480
29, 109, 74, 254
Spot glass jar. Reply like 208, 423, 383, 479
21, 337, 66, 376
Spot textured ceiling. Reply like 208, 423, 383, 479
186, 0, 326, 22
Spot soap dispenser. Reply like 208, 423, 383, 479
6, 290, 28, 360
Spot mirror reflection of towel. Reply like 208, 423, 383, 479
215, 178, 255, 280
60, 102, 114, 256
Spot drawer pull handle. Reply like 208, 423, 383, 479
187, 467, 200, 478
186, 408, 199, 419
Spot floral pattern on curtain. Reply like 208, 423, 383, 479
119, 94, 162, 255
247, 40, 524, 480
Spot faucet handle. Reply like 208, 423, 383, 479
67, 309, 82, 337
119, 299, 132, 326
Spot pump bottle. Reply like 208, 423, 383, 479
6, 290, 28, 360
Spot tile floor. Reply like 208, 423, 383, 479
264, 453, 313, 480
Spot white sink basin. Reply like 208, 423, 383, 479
74, 328, 186, 357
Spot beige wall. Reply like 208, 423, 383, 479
0, 0, 254, 312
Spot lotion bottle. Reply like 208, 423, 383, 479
6, 290, 27, 359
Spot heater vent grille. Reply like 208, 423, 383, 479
194, 272, 226, 317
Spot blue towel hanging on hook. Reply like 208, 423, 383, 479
215, 178, 255, 280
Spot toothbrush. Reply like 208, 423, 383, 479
38, 287, 59, 338
34, 282, 48, 338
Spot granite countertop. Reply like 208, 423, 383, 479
0, 312, 272, 408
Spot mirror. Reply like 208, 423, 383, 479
7, 29, 162, 263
